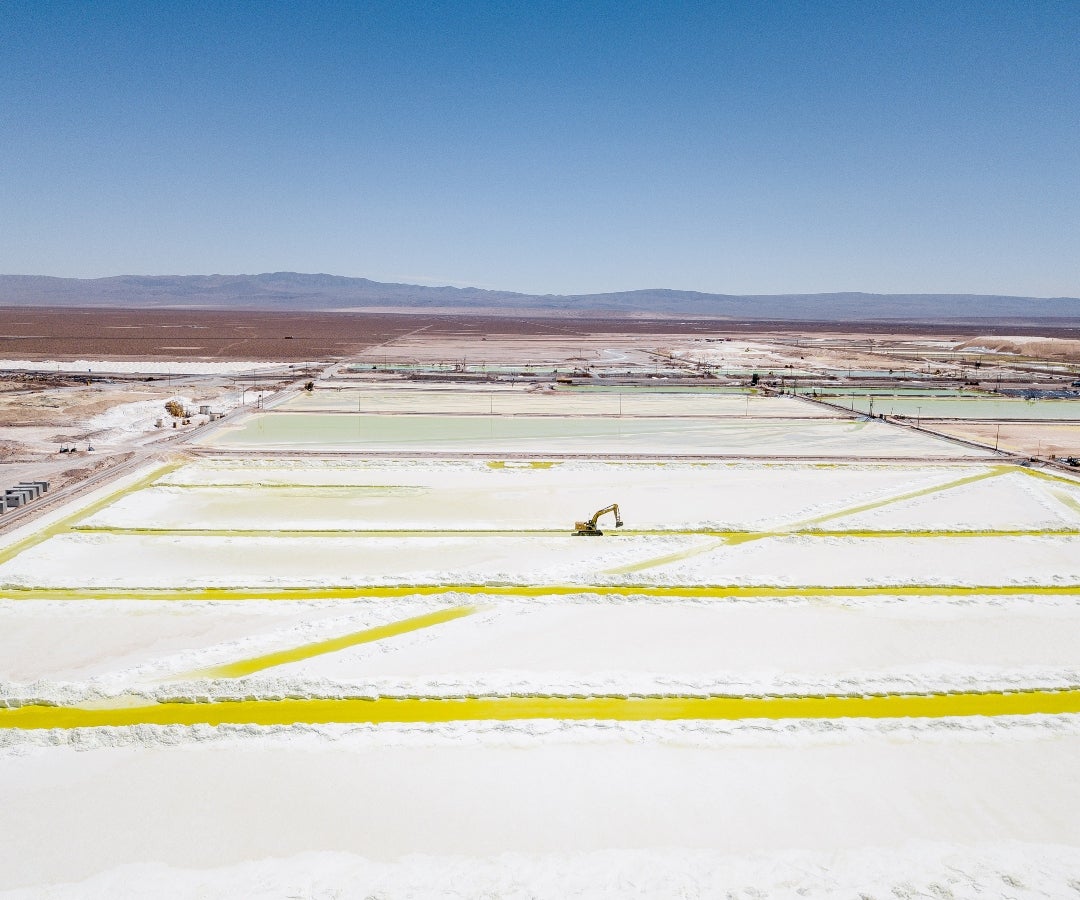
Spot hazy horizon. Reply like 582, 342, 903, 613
2, 270, 1080, 303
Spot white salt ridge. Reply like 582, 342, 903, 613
961, 345, 1009, 354
5, 842, 1080, 899
5, 662, 1080, 708
167, 457, 955, 475
8, 714, 1080, 754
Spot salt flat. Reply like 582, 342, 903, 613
3, 369, 1079, 897
86, 460, 996, 531
6, 596, 1080, 698
828, 468, 1080, 530
652, 533, 1080, 586
3, 723, 1080, 896
263, 598, 1080, 694
7, 530, 1079, 589
0, 600, 370, 682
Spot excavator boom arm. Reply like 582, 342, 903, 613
588, 503, 623, 528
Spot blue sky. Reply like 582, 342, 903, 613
2, 0, 1078, 296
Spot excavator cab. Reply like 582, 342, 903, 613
574, 503, 623, 536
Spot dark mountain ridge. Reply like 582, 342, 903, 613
1, 272, 1078, 322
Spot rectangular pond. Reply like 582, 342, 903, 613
841, 397, 1080, 420
277, 389, 834, 418
200, 413, 991, 457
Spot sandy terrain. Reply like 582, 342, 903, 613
6, 304, 1080, 369
0, 385, 178, 427
958, 334, 1080, 361
0, 307, 421, 361
935, 421, 1080, 457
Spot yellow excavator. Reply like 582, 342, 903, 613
574, 503, 623, 536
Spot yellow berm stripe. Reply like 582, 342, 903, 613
5, 688, 1080, 729
179, 605, 478, 679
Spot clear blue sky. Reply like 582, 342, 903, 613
2, 0, 1078, 296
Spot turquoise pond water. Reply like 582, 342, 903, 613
557, 385, 751, 394
835, 397, 1080, 420
201, 413, 977, 457
819, 369, 935, 379
806, 388, 967, 398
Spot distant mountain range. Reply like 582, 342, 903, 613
1, 272, 1079, 321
